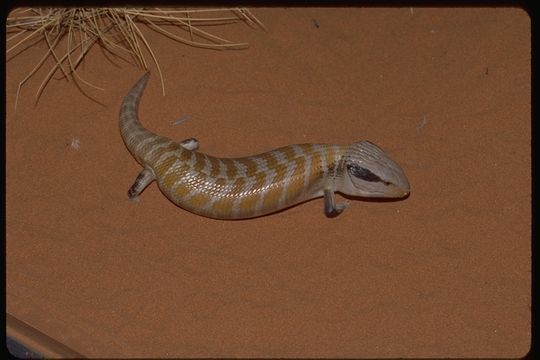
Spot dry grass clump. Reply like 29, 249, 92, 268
7, 7, 264, 110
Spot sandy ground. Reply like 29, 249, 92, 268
6, 7, 530, 358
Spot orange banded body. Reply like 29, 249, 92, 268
120, 73, 410, 219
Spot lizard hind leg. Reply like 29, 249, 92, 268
128, 168, 156, 199
180, 138, 199, 151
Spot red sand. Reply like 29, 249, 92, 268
6, 7, 530, 357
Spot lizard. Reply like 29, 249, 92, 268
120, 73, 410, 219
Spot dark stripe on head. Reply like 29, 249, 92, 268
347, 164, 390, 185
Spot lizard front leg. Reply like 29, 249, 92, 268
324, 189, 349, 218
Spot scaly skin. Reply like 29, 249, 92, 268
120, 73, 410, 219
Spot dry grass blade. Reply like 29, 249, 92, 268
7, 7, 264, 112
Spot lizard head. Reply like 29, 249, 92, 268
340, 140, 410, 198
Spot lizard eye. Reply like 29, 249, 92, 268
346, 163, 385, 183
